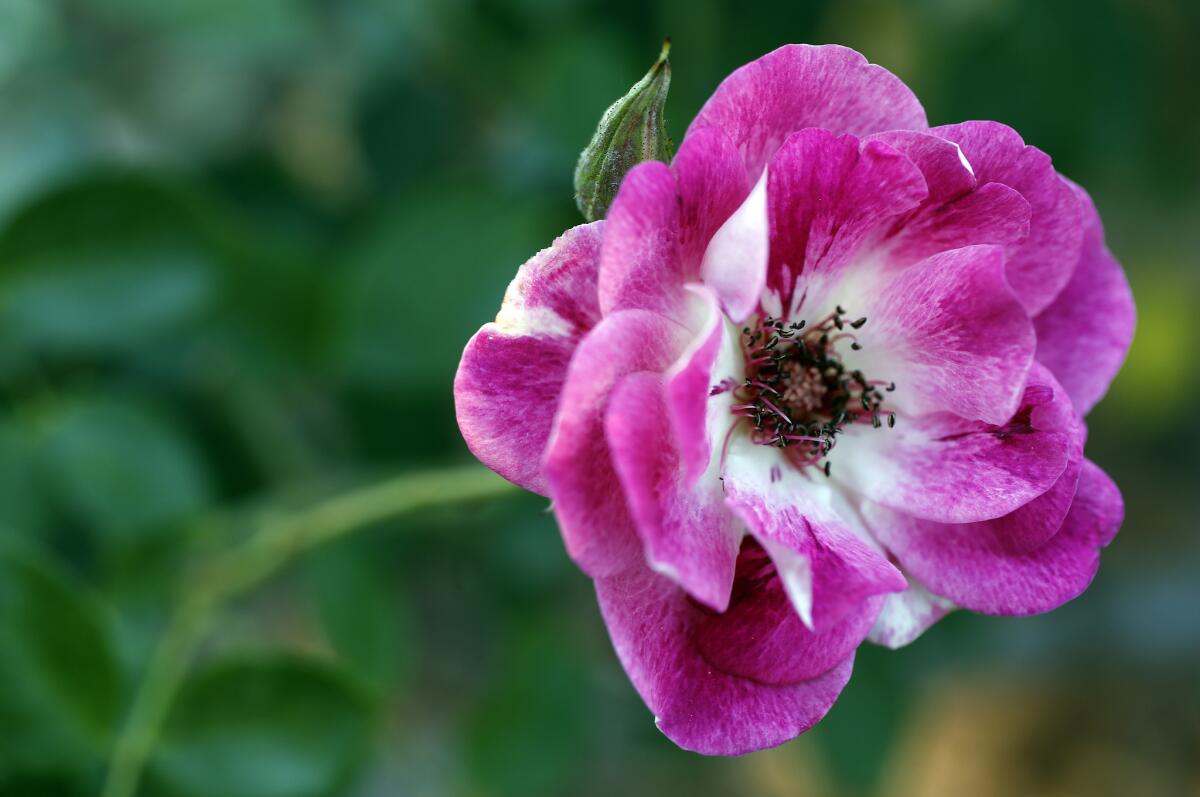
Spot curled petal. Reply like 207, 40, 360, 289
543, 310, 689, 577
606, 370, 741, 612
664, 286, 742, 487
835, 375, 1072, 524
868, 129, 977, 202
454, 223, 603, 494
864, 459, 1123, 615
693, 539, 887, 684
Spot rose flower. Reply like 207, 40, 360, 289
455, 44, 1134, 754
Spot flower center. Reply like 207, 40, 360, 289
725, 306, 895, 475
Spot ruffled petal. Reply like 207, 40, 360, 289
864, 459, 1124, 615
606, 370, 741, 612
933, 121, 1084, 314
594, 562, 854, 755
1034, 182, 1135, 416
454, 223, 603, 494
688, 44, 927, 181
834, 375, 1071, 524
543, 310, 689, 576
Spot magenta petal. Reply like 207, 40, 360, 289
767, 129, 927, 314
983, 364, 1085, 553
933, 121, 1084, 314
836, 377, 1072, 524
693, 541, 885, 683
673, 126, 752, 269
852, 245, 1036, 425
454, 223, 603, 494
722, 437, 906, 629
888, 182, 1031, 266
1034, 182, 1135, 416
543, 310, 689, 577
865, 459, 1124, 615
595, 563, 854, 755
688, 44, 927, 181
597, 161, 684, 317
868, 129, 976, 202
606, 370, 741, 612
664, 286, 735, 487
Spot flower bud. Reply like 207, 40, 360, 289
574, 39, 673, 222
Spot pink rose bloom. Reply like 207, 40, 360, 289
454, 45, 1134, 754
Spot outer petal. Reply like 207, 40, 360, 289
606, 370, 741, 612
1034, 182, 1135, 415
543, 310, 689, 576
688, 44, 927, 181
864, 459, 1124, 615
454, 223, 602, 494
933, 121, 1084, 314
847, 245, 1036, 425
766, 129, 927, 317
595, 562, 854, 755
835, 376, 1071, 524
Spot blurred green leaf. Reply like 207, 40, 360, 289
0, 246, 214, 356
0, 545, 121, 778
0, 174, 221, 365
0, 420, 50, 540
305, 539, 411, 691
150, 656, 375, 797
40, 396, 211, 542
463, 625, 592, 797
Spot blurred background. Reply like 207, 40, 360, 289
0, 0, 1197, 795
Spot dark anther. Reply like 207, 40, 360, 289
850, 317, 868, 329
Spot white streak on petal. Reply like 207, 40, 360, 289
700, 167, 769, 323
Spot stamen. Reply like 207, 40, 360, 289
723, 308, 895, 473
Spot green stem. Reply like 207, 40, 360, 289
100, 463, 518, 797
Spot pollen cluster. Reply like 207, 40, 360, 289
725, 306, 895, 475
